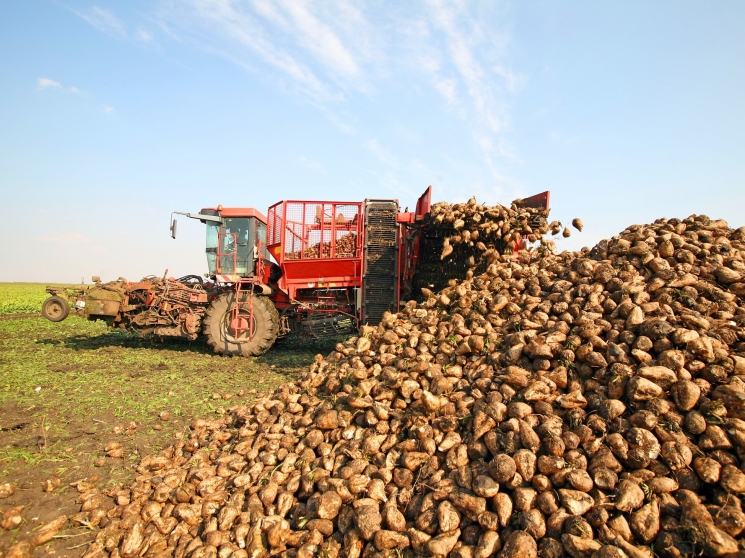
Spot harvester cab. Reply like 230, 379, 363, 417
171, 207, 270, 282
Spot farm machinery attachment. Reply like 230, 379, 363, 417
43, 275, 212, 340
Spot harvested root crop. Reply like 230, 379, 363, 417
427, 197, 550, 259
81, 214, 745, 558
286, 233, 357, 260
413, 197, 560, 295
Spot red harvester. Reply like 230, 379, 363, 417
42, 187, 549, 356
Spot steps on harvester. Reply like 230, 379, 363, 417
363, 200, 399, 327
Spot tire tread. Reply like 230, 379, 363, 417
203, 292, 279, 356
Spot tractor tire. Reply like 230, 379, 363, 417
203, 292, 279, 356
42, 296, 70, 322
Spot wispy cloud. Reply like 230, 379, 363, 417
427, 0, 508, 133
434, 77, 458, 105
37, 77, 83, 94
493, 64, 525, 94
67, 1, 525, 193
137, 28, 155, 43
366, 139, 398, 167
157, 0, 326, 96
37, 77, 62, 89
155, 0, 383, 100
74, 5, 157, 45
75, 6, 127, 38
409, 0, 523, 190
277, 1, 359, 78
103, 106, 115, 114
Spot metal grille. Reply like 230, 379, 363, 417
267, 201, 363, 260
411, 225, 506, 298
267, 203, 283, 246
362, 201, 399, 327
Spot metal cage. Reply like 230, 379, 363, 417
267, 201, 363, 262
266, 200, 366, 299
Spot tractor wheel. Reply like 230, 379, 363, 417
42, 296, 70, 322
203, 292, 279, 356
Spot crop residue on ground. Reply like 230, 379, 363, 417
0, 283, 332, 555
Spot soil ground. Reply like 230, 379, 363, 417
0, 284, 335, 557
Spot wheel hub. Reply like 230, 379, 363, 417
230, 316, 249, 335
47, 302, 63, 318
224, 307, 255, 342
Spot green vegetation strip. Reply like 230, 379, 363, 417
0, 283, 77, 315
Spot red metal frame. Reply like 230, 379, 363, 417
396, 186, 432, 299
515, 191, 550, 211
227, 240, 267, 341
207, 186, 551, 341
415, 185, 432, 219
267, 200, 364, 302
216, 232, 237, 275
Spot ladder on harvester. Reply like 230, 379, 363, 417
362, 200, 399, 327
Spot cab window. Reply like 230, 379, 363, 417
205, 221, 219, 274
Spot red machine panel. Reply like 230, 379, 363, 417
515, 191, 550, 210
415, 185, 432, 218
267, 201, 364, 297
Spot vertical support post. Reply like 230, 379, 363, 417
301, 203, 306, 258
330, 203, 336, 258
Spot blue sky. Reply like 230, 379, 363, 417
1, 1, 743, 282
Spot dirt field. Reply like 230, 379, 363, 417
0, 284, 332, 557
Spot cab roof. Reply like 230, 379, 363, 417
201, 207, 267, 224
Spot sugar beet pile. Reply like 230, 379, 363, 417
427, 198, 556, 261
72, 214, 745, 558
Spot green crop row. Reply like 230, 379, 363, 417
0, 283, 77, 315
